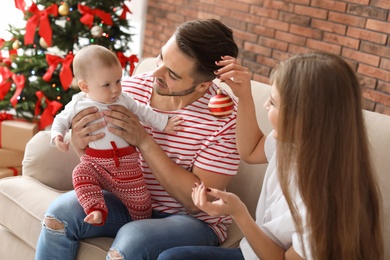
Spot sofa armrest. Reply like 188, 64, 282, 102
22, 130, 79, 191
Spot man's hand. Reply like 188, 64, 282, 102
71, 106, 105, 156
104, 105, 150, 148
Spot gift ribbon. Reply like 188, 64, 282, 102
9, 74, 26, 108
14, 0, 26, 11
117, 52, 138, 75
24, 3, 58, 47
7, 167, 20, 176
42, 53, 74, 90
119, 3, 132, 20
0, 67, 13, 100
35, 91, 63, 129
78, 4, 113, 28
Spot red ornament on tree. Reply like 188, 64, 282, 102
208, 89, 234, 117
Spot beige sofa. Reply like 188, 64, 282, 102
0, 58, 389, 259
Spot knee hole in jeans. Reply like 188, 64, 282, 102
108, 248, 124, 260
43, 216, 65, 231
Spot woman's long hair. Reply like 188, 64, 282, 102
271, 52, 383, 260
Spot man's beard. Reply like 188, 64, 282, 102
154, 79, 198, 97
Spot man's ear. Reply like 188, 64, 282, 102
196, 81, 213, 92
78, 80, 89, 93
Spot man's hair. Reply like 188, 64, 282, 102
174, 19, 239, 83
73, 45, 121, 80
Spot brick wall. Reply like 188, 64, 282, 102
142, 0, 390, 115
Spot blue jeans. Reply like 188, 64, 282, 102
157, 246, 245, 260
35, 190, 219, 260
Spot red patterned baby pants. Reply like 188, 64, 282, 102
72, 142, 152, 225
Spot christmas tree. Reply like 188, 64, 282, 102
0, 0, 138, 129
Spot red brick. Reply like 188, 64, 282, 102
371, 0, 390, 9
244, 42, 272, 57
306, 39, 341, 55
342, 48, 380, 67
256, 55, 279, 68
294, 5, 328, 19
247, 24, 275, 38
275, 31, 306, 46
311, 19, 346, 35
311, 0, 347, 12
263, 0, 294, 12
347, 4, 388, 20
328, 11, 366, 27
288, 0, 310, 4
259, 36, 289, 51
358, 64, 390, 82
323, 33, 360, 49
288, 44, 311, 54
362, 88, 390, 106
278, 12, 311, 26
378, 80, 390, 94
380, 58, 390, 71
243, 60, 271, 76
250, 6, 279, 19
272, 50, 293, 62
260, 18, 290, 32
375, 104, 390, 116
218, 0, 250, 12
289, 24, 322, 39
231, 10, 262, 24
366, 19, 390, 34
357, 75, 377, 89
234, 29, 259, 43
346, 27, 387, 45
340, 0, 369, 3
360, 42, 390, 59
361, 98, 376, 112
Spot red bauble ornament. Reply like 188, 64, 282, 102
208, 89, 234, 117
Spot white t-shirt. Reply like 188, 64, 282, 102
51, 91, 168, 149
240, 132, 311, 259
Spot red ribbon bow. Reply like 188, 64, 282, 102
42, 53, 74, 90
119, 3, 132, 20
35, 91, 63, 129
10, 74, 26, 107
0, 111, 13, 121
117, 52, 138, 75
24, 3, 58, 47
0, 67, 13, 100
78, 4, 113, 28
14, 0, 26, 11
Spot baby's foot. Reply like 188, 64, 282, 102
84, 211, 102, 225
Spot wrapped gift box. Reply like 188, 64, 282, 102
0, 148, 24, 167
0, 120, 38, 152
0, 166, 22, 179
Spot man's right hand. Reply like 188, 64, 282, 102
71, 106, 105, 156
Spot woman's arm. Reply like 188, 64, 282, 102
192, 184, 285, 260
215, 56, 267, 164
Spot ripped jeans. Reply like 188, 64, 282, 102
35, 190, 219, 260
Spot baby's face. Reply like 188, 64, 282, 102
85, 64, 123, 104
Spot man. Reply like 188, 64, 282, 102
36, 19, 240, 260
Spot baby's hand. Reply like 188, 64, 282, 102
164, 115, 184, 134
84, 211, 102, 225
54, 135, 69, 152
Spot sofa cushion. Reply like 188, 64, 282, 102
22, 131, 79, 191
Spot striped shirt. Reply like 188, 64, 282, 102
121, 72, 240, 242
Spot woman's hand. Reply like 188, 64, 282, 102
104, 105, 150, 148
192, 182, 247, 218
214, 56, 252, 100
71, 106, 105, 156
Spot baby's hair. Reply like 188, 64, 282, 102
73, 45, 121, 80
